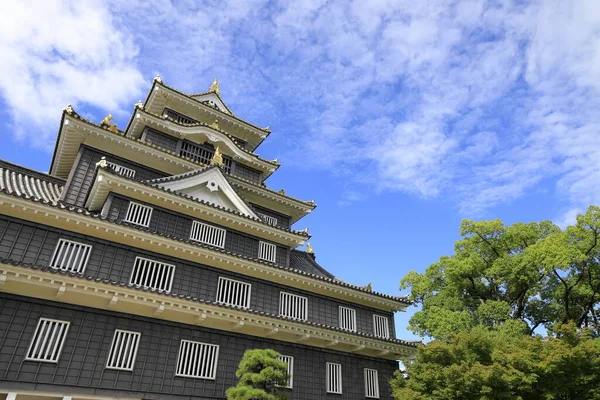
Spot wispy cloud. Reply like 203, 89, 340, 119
3, 0, 600, 221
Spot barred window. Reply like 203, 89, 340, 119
373, 315, 389, 339
258, 241, 276, 263
279, 292, 308, 321
364, 368, 380, 398
129, 257, 175, 292
278, 355, 294, 388
190, 220, 226, 248
326, 362, 343, 394
175, 340, 220, 379
26, 318, 70, 362
106, 330, 141, 371
258, 213, 278, 226
106, 161, 136, 179
216, 277, 251, 308
49, 238, 92, 274
124, 201, 153, 227
339, 306, 357, 332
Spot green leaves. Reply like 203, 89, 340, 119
226, 349, 289, 400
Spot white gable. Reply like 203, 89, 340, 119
154, 167, 257, 218
191, 92, 231, 115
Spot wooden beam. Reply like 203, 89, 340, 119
265, 327, 279, 337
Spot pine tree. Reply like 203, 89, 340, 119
226, 349, 290, 400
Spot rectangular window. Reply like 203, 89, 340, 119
106, 330, 141, 371
124, 201, 153, 227
175, 340, 220, 379
26, 318, 70, 362
258, 213, 278, 226
258, 241, 276, 263
326, 362, 343, 394
279, 292, 308, 321
106, 161, 136, 179
190, 220, 226, 248
339, 306, 357, 332
364, 368, 380, 398
373, 315, 390, 339
49, 239, 92, 274
129, 257, 175, 292
278, 355, 294, 388
216, 277, 251, 309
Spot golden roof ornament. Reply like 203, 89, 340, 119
278, 188, 285, 195
210, 119, 219, 130
364, 283, 372, 292
210, 147, 224, 166
208, 77, 220, 95
100, 114, 119, 133
306, 243, 314, 254
63, 104, 73, 115
95, 156, 108, 169
135, 100, 144, 110
154, 74, 162, 83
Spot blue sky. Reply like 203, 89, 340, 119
1, 0, 600, 341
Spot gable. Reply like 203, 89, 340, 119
190, 92, 232, 115
150, 167, 257, 218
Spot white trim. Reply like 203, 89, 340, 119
373, 315, 390, 339
129, 257, 175, 292
190, 220, 226, 248
216, 276, 251, 309
105, 329, 141, 371
364, 368, 380, 398
25, 318, 70, 363
326, 362, 343, 394
339, 306, 357, 332
278, 355, 294, 388
175, 339, 220, 379
279, 292, 308, 321
123, 201, 153, 227
106, 161, 136, 179
258, 241, 276, 263
49, 239, 92, 274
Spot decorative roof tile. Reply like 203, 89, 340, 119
0, 160, 63, 204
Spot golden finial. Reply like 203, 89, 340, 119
210, 119, 219, 130
95, 156, 108, 169
135, 100, 144, 109
209, 77, 220, 95
306, 243, 314, 254
100, 114, 119, 133
210, 147, 224, 166
278, 188, 285, 195
154, 74, 162, 83
364, 283, 372, 291
63, 105, 73, 114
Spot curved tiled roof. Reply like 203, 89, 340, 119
1, 259, 419, 348
0, 160, 63, 204
289, 250, 336, 279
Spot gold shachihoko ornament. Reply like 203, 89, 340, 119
209, 78, 220, 95
100, 114, 119, 133
210, 147, 224, 166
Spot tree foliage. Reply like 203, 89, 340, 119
226, 349, 289, 400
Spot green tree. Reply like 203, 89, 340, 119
226, 349, 289, 400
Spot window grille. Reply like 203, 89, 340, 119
339, 306, 357, 332
216, 277, 251, 309
164, 109, 198, 125
129, 257, 175, 292
258, 241, 276, 263
326, 362, 343, 394
279, 292, 308, 321
124, 201, 153, 227
175, 340, 220, 379
364, 369, 380, 398
258, 213, 278, 226
278, 355, 294, 388
106, 330, 141, 371
26, 318, 70, 362
373, 315, 389, 339
49, 239, 92, 274
106, 161, 136, 179
180, 141, 213, 165
190, 221, 226, 248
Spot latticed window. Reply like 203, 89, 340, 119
279, 292, 308, 321
326, 362, 343, 394
216, 277, 251, 309
175, 340, 220, 379
339, 306, 357, 332
164, 108, 198, 125
278, 355, 294, 388
258, 241, 276, 263
180, 141, 213, 165
49, 239, 92, 274
257, 213, 278, 226
373, 315, 389, 339
124, 201, 153, 227
106, 330, 141, 371
190, 221, 226, 248
129, 257, 175, 292
106, 161, 136, 179
26, 318, 70, 362
364, 368, 380, 398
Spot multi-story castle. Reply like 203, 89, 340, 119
0, 77, 417, 400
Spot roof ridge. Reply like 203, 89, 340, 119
0, 159, 66, 185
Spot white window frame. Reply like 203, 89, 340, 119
105, 329, 141, 371
190, 220, 226, 249
25, 318, 70, 363
279, 292, 308, 321
175, 339, 220, 379
339, 306, 357, 332
49, 238, 92, 274
216, 277, 251, 309
129, 256, 175, 292
123, 201, 153, 227
373, 315, 390, 339
106, 161, 136, 179
258, 241, 277, 263
278, 355, 294, 389
326, 362, 343, 394
364, 368, 380, 398
258, 213, 278, 226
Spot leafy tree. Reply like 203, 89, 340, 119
226, 349, 289, 400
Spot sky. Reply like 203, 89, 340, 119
1, 0, 600, 341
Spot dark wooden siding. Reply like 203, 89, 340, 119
0, 294, 398, 400
142, 127, 179, 152
251, 204, 291, 230
0, 215, 396, 338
